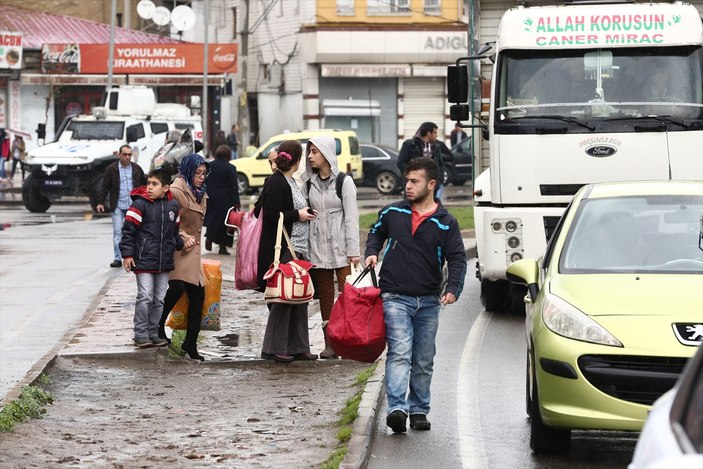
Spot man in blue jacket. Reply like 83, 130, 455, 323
365, 157, 467, 433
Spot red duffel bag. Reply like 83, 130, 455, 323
327, 265, 386, 363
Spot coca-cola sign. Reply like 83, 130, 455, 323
212, 46, 237, 71
42, 44, 81, 73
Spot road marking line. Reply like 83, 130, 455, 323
457, 308, 492, 469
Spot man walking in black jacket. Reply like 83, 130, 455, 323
96, 144, 146, 267
365, 157, 467, 434
397, 122, 446, 199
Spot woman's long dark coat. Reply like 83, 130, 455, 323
204, 159, 240, 247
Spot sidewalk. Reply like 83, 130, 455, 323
7, 236, 476, 468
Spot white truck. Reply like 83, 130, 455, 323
448, 0, 703, 311
23, 86, 202, 212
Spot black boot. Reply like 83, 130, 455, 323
181, 286, 205, 361
181, 341, 204, 361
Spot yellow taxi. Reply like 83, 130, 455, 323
231, 129, 363, 193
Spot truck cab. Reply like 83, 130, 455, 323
449, 1, 703, 311
23, 86, 202, 212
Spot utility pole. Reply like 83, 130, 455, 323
202, 0, 210, 155
107, 0, 117, 90
237, 0, 250, 154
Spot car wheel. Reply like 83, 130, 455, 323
530, 365, 571, 454
480, 279, 510, 312
237, 173, 249, 195
22, 175, 51, 213
375, 171, 398, 195
525, 350, 532, 417
441, 167, 451, 186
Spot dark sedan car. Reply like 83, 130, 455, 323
446, 136, 473, 185
359, 144, 403, 195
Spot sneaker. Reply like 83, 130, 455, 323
386, 410, 407, 433
150, 337, 169, 347
110, 260, 122, 268
409, 414, 431, 431
134, 337, 152, 349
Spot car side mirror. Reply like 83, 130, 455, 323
506, 258, 539, 301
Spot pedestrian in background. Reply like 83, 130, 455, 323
450, 123, 467, 147
227, 124, 239, 160
0, 129, 8, 179
96, 144, 146, 268
302, 135, 360, 359
254, 140, 318, 363
365, 157, 467, 433
120, 168, 184, 349
212, 130, 227, 157
204, 144, 240, 255
397, 122, 446, 200
159, 154, 209, 361
10, 134, 26, 181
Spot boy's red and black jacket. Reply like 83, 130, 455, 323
119, 186, 184, 273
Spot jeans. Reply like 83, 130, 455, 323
382, 293, 441, 416
134, 272, 170, 340
111, 207, 126, 261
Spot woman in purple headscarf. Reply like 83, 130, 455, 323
159, 153, 210, 360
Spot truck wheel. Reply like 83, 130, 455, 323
375, 171, 398, 195
22, 176, 51, 213
480, 278, 510, 312
237, 173, 249, 195
89, 175, 108, 212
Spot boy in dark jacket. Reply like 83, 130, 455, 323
120, 168, 184, 348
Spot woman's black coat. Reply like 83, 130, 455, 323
253, 170, 300, 291
204, 159, 240, 246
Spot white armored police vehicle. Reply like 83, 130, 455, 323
23, 86, 202, 212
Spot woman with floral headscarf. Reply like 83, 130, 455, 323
159, 153, 210, 360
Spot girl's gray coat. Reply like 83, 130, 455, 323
302, 135, 360, 268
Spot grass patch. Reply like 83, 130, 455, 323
360, 205, 474, 231
0, 379, 54, 432
321, 363, 377, 469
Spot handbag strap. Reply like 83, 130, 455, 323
272, 212, 297, 268
352, 264, 378, 288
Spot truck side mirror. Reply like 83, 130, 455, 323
36, 123, 46, 140
447, 65, 469, 103
450, 105, 470, 122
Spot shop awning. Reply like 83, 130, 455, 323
0, 5, 181, 50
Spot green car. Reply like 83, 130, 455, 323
507, 180, 703, 454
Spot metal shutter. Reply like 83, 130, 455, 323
402, 77, 445, 141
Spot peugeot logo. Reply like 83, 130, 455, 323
41, 164, 58, 176
672, 323, 703, 346
585, 145, 617, 157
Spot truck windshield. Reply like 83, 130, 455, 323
65, 121, 125, 140
496, 46, 703, 121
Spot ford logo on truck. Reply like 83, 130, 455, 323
585, 145, 617, 157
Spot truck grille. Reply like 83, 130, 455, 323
578, 355, 687, 406
539, 184, 584, 196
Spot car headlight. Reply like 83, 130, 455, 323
542, 292, 622, 347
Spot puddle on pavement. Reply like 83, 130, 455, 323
216, 333, 240, 347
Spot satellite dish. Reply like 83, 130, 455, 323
136, 0, 155, 20
151, 6, 171, 26
171, 5, 196, 31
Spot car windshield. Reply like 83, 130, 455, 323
65, 121, 124, 140
561, 194, 703, 274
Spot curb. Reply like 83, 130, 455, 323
341, 357, 386, 469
